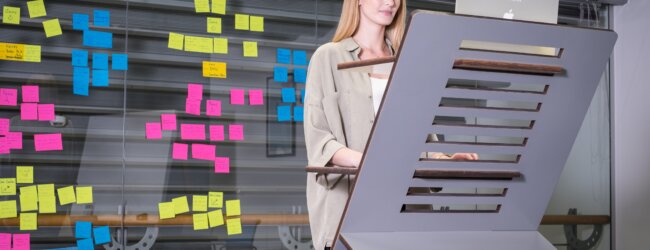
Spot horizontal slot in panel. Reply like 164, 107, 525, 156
407, 187, 507, 197
401, 204, 501, 213
459, 40, 563, 58
413, 169, 522, 180
419, 154, 521, 164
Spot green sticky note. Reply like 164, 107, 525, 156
208, 192, 223, 208
27, 1, 47, 18
0, 200, 17, 219
172, 196, 190, 214
0, 178, 16, 196
16, 166, 33, 184
234, 14, 249, 30
193, 195, 207, 212
3, 6, 21, 25
57, 186, 76, 205
19, 186, 38, 212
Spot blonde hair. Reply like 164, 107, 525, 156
332, 0, 407, 52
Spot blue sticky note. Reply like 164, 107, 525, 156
93, 10, 110, 27
92, 69, 109, 87
77, 238, 94, 250
294, 50, 307, 66
274, 66, 288, 83
92, 53, 109, 69
301, 89, 306, 103
75, 221, 92, 239
294, 106, 304, 122
277, 105, 291, 122
72, 14, 89, 30
112, 54, 128, 70
281, 88, 296, 103
73, 67, 90, 96
294, 68, 306, 83
277, 48, 291, 64
93, 226, 111, 245
83, 30, 113, 49
72, 50, 88, 67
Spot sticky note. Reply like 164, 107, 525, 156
0, 200, 17, 219
229, 124, 244, 141
180, 124, 206, 141
16, 166, 33, 184
194, 0, 210, 13
213, 38, 228, 54
72, 13, 89, 30
161, 114, 177, 130
202, 61, 227, 78
208, 192, 223, 208
91, 69, 108, 86
172, 196, 190, 214
0, 178, 16, 196
20, 103, 38, 121
34, 133, 63, 151
227, 218, 242, 235
27, 1, 47, 18
209, 125, 225, 141
57, 186, 76, 205
234, 14, 249, 30
72, 50, 89, 67
185, 98, 202, 116
7, 132, 22, 149
43, 19, 63, 38
277, 105, 291, 122
73, 66, 90, 96
207, 17, 222, 34
3, 6, 20, 25
206, 100, 221, 117
158, 202, 175, 219
230, 89, 245, 105
185, 36, 213, 53
294, 68, 307, 83
77, 238, 93, 250
212, 0, 226, 14
249, 89, 264, 105
22, 85, 39, 103
274, 66, 288, 82
37, 184, 56, 213
208, 209, 224, 228
0, 88, 18, 106
250, 16, 264, 32
225, 199, 241, 216
92, 53, 109, 69
12, 234, 30, 250
187, 83, 203, 100
93, 10, 110, 27
145, 122, 162, 140
168, 32, 184, 50
294, 106, 304, 122
76, 186, 93, 204
192, 144, 216, 161
192, 213, 209, 230
294, 50, 307, 65
94, 226, 111, 244
112, 53, 128, 70
282, 88, 296, 103
19, 186, 38, 212
75, 221, 92, 239
83, 30, 113, 49
0, 234, 10, 250
243, 41, 258, 57
172, 143, 188, 160
0, 118, 9, 135
193, 195, 208, 212
214, 157, 230, 173
277, 48, 291, 64
38, 104, 55, 121
20, 213, 37, 231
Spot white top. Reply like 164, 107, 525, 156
370, 77, 389, 115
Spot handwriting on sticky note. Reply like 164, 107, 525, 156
168, 32, 184, 50
225, 199, 241, 216
34, 133, 63, 152
0, 178, 17, 196
212, 0, 226, 14
194, 0, 210, 13
277, 48, 291, 64
186, 98, 202, 116
185, 36, 213, 53
243, 41, 258, 57
282, 88, 296, 103
208, 209, 224, 228
180, 124, 206, 140
0, 233, 10, 250
227, 218, 242, 235
3, 6, 21, 25
20, 103, 38, 121
213, 38, 228, 54
57, 186, 76, 205
12, 233, 30, 250
214, 157, 230, 173
161, 114, 177, 130
172, 196, 190, 214
229, 124, 244, 141
193, 195, 208, 212
38, 104, 55, 121
76, 186, 93, 204
206, 100, 222, 116
19, 186, 38, 212
234, 14, 249, 30
193, 213, 209, 230
172, 143, 188, 160
7, 132, 23, 149
20, 212, 37, 231
202, 61, 227, 78
207, 17, 222, 34
0, 200, 17, 219
274, 66, 288, 82
0, 88, 18, 106
158, 202, 175, 219
22, 85, 39, 103
248, 89, 264, 106
250, 16, 264, 32
192, 144, 216, 161
208, 192, 223, 208
209, 125, 225, 141
187, 83, 203, 100
43, 19, 63, 38
16, 166, 33, 184
230, 89, 245, 105
93, 9, 111, 27
37, 184, 56, 213
27, 0, 47, 18
145, 122, 162, 140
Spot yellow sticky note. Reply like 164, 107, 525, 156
243, 41, 258, 57
38, 184, 56, 214
168, 32, 185, 50
23, 45, 41, 63
43, 19, 62, 38
193, 195, 207, 212
207, 17, 222, 34
76, 186, 93, 204
3, 6, 21, 25
202, 61, 227, 78
20, 213, 37, 231
208, 192, 223, 208
225, 199, 241, 216
0, 178, 17, 196
211, 0, 226, 15
0, 200, 18, 219
57, 186, 76, 205
19, 186, 38, 212
234, 14, 249, 30
185, 36, 213, 53
194, 0, 210, 13
226, 218, 242, 235
158, 202, 175, 219
27, 1, 47, 18
172, 196, 190, 214
193, 213, 209, 230
213, 38, 228, 54
208, 209, 224, 228
250, 16, 264, 32
16, 166, 34, 184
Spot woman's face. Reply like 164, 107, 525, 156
359, 0, 400, 26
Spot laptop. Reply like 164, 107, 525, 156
455, 0, 559, 24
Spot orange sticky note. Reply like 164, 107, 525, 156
202, 61, 227, 78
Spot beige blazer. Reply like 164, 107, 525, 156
304, 37, 394, 250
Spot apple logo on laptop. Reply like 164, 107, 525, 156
503, 9, 515, 19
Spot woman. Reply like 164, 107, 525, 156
303, 1, 478, 249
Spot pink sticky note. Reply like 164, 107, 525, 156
188, 83, 204, 100
0, 233, 10, 250
186, 98, 202, 116
7, 132, 22, 150
249, 89, 264, 105
180, 124, 206, 140
209, 125, 225, 141
0, 118, 9, 135
22, 85, 40, 103
34, 133, 63, 151
172, 143, 188, 160
206, 100, 222, 117
215, 157, 230, 173
230, 89, 245, 105
229, 124, 244, 141
161, 114, 177, 130
20, 103, 38, 121
38, 104, 55, 121
192, 144, 216, 161
145, 122, 162, 139
12, 233, 30, 250
0, 137, 9, 155
0, 88, 18, 106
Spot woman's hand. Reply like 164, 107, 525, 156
448, 153, 479, 161
331, 147, 363, 168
